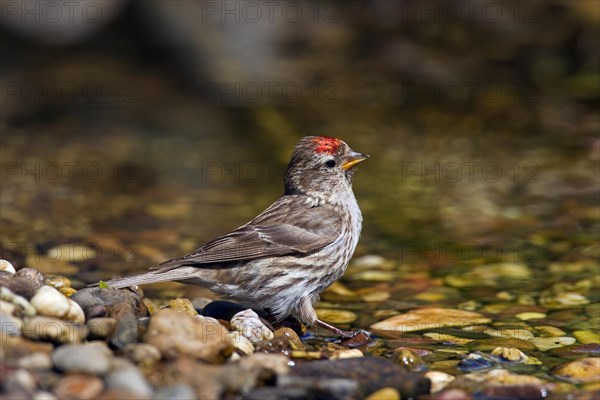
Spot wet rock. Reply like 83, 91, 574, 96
290, 357, 430, 399
371, 308, 491, 332
275, 375, 360, 399
228, 331, 254, 355
122, 343, 162, 366
47, 244, 97, 263
535, 325, 566, 337
105, 358, 153, 398
315, 309, 357, 324
15, 268, 45, 288
391, 348, 426, 372
445, 263, 531, 288
573, 330, 600, 344
483, 328, 534, 340
2, 367, 37, 395
16, 352, 52, 370
0, 259, 16, 274
530, 336, 576, 351
423, 333, 473, 345
365, 387, 401, 400
540, 291, 590, 309
0, 332, 53, 360
351, 255, 390, 269
23, 316, 86, 344
86, 317, 117, 340
470, 337, 537, 352
52, 342, 113, 375
30, 286, 84, 323
429, 389, 472, 400
167, 298, 198, 317
490, 347, 539, 364
482, 384, 551, 400
231, 309, 273, 344
273, 327, 304, 350
144, 309, 233, 363
554, 357, 600, 383
516, 312, 547, 320
330, 349, 363, 359
424, 371, 455, 393
53, 374, 104, 400
458, 352, 499, 371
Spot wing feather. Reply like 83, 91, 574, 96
150, 196, 341, 271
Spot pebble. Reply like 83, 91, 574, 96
371, 308, 491, 332
315, 309, 357, 324
228, 331, 255, 355
540, 292, 590, 309
30, 286, 84, 323
237, 352, 290, 377
391, 348, 426, 372
15, 268, 45, 289
490, 347, 541, 364
45, 276, 71, 289
483, 328, 534, 341
16, 352, 52, 370
1, 287, 37, 316
470, 337, 537, 352
423, 333, 473, 345
105, 358, 153, 397
424, 371, 455, 393
1, 313, 23, 336
535, 325, 566, 337
458, 352, 499, 371
365, 387, 401, 400
53, 374, 104, 400
52, 342, 113, 375
122, 343, 162, 366
168, 298, 198, 316
23, 316, 87, 344
230, 309, 274, 344
331, 349, 363, 359
554, 357, 600, 383
0, 259, 16, 274
350, 255, 390, 269
154, 384, 197, 400
144, 309, 233, 362
530, 336, 576, 351
86, 317, 117, 339
573, 330, 600, 344
273, 327, 304, 350
516, 312, 547, 320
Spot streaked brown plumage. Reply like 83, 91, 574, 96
105, 136, 368, 336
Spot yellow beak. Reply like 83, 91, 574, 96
341, 152, 369, 171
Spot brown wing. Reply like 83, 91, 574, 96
150, 195, 341, 270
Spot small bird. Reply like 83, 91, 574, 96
105, 136, 368, 337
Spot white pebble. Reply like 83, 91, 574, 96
227, 331, 255, 355
0, 259, 16, 274
31, 286, 69, 316
230, 309, 274, 344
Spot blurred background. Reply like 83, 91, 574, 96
1, 0, 598, 291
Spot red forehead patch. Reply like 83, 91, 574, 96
312, 136, 341, 154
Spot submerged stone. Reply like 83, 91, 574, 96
371, 308, 491, 332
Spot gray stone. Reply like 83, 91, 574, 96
105, 358, 153, 398
51, 342, 112, 375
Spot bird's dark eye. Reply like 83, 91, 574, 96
325, 160, 336, 168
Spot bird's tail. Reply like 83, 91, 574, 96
101, 266, 197, 289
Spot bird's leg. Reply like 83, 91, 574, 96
314, 319, 371, 339
295, 296, 371, 339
